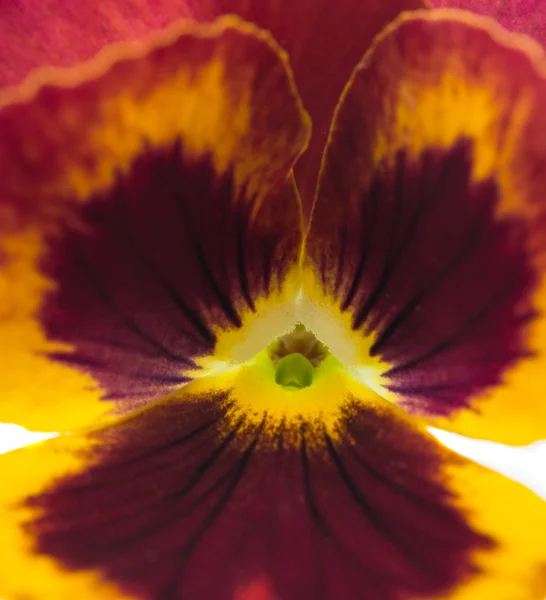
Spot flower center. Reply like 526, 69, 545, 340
274, 353, 314, 389
268, 324, 329, 390
184, 320, 381, 440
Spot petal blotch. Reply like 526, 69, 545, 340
306, 10, 546, 444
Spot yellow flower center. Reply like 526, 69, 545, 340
181, 271, 390, 443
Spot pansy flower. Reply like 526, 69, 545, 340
1, 2, 546, 600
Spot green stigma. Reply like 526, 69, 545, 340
275, 352, 314, 389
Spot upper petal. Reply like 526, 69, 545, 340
0, 16, 310, 431
1, 0, 428, 217
0, 1, 190, 87
430, 0, 546, 49
185, 0, 427, 215
304, 9, 546, 444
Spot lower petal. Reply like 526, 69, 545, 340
1, 371, 545, 600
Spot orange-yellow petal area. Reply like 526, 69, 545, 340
188, 0, 427, 216
305, 9, 546, 444
0, 368, 545, 600
0, 230, 113, 431
0, 16, 310, 431
0, 15, 310, 229
444, 459, 546, 600
0, 432, 129, 600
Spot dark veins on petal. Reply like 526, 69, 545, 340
38, 141, 295, 411
26, 396, 493, 600
322, 139, 536, 415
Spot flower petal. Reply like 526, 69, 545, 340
0, 0, 429, 216
1, 377, 545, 599
304, 10, 546, 444
185, 0, 427, 214
0, 1, 189, 87
0, 16, 310, 431
430, 0, 546, 49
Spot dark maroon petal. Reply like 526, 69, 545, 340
39, 142, 301, 412
310, 139, 536, 417
26, 392, 492, 600
0, 18, 309, 431
304, 11, 546, 444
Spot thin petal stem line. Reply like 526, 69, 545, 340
46, 352, 190, 384
333, 219, 348, 297
300, 431, 329, 600
58, 414, 227, 494
235, 203, 257, 313
65, 240, 195, 366
69, 417, 248, 563
323, 433, 438, 577
340, 178, 381, 312
193, 240, 243, 327
48, 446, 242, 540
166, 154, 243, 329
352, 151, 446, 330
343, 159, 404, 315
273, 244, 292, 294
159, 419, 265, 600
261, 243, 275, 297
343, 441, 474, 544
369, 208, 486, 355
115, 176, 216, 346
300, 430, 390, 600
54, 333, 173, 358
88, 454, 243, 571
384, 274, 529, 378
345, 442, 444, 506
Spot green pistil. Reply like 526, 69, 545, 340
275, 352, 314, 389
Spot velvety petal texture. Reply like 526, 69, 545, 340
305, 10, 546, 444
431, 0, 546, 48
185, 0, 426, 213
2, 6, 546, 600
0, 16, 310, 430
0, 1, 189, 87
0, 0, 427, 216
1, 375, 546, 600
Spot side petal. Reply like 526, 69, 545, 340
1, 373, 545, 599
0, 16, 310, 431
304, 10, 546, 444
0, 1, 189, 87
430, 0, 546, 49
185, 0, 427, 214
